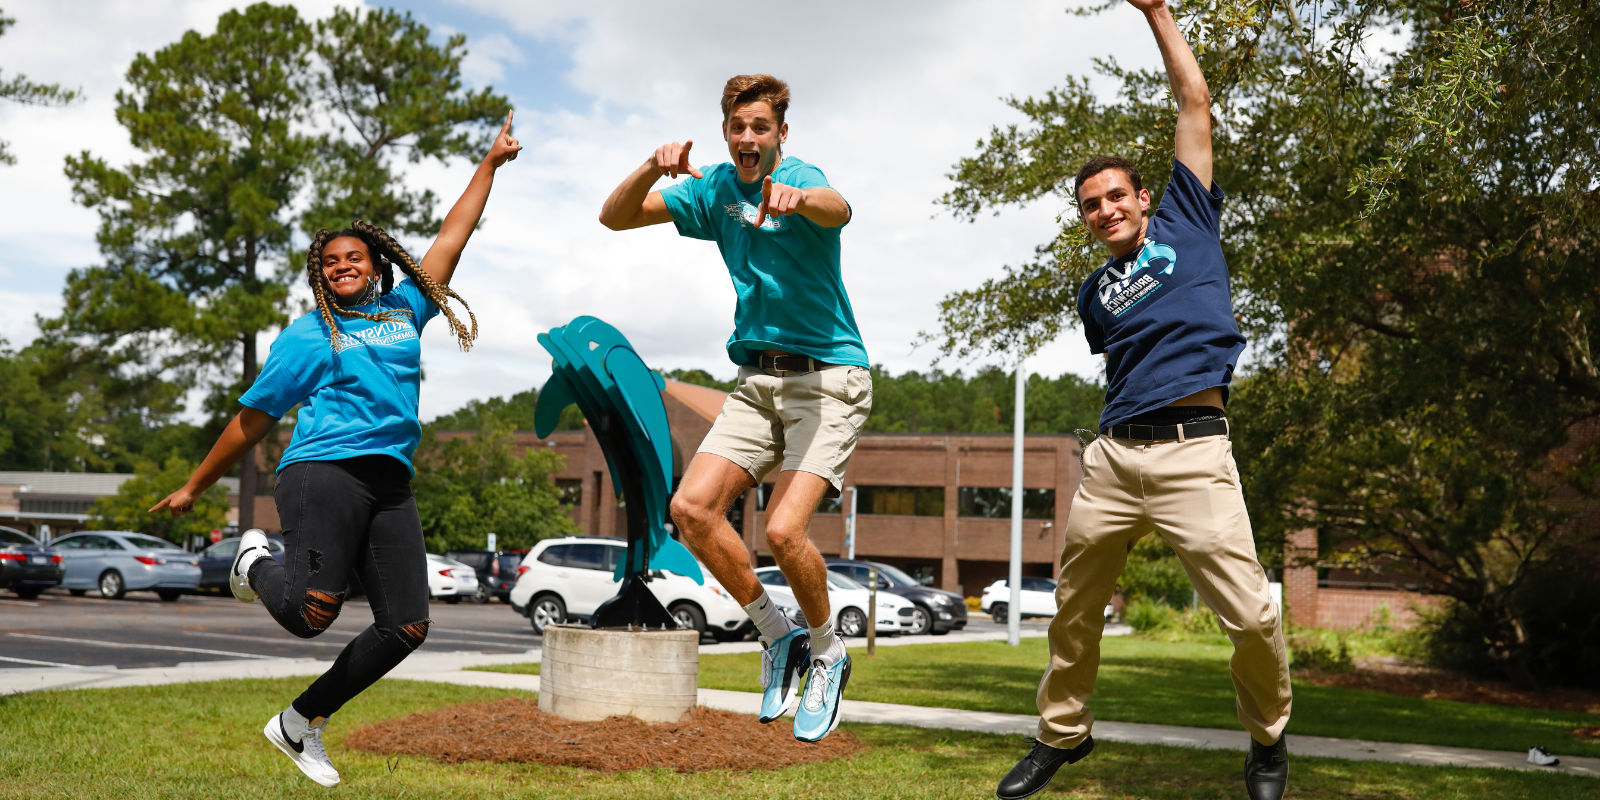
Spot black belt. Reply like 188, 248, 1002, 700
755, 354, 829, 373
1103, 418, 1229, 441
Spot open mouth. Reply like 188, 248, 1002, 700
329, 273, 360, 289
739, 151, 760, 170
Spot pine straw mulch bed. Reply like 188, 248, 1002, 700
1295, 662, 1600, 717
344, 700, 865, 773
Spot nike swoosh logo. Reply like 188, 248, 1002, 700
280, 717, 304, 754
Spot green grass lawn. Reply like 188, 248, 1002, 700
1, 677, 1591, 799
476, 636, 1600, 758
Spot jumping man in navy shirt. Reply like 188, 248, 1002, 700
996, 3, 1292, 799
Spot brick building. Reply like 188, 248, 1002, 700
251, 379, 1083, 597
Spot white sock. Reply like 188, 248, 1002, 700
743, 590, 797, 641
810, 622, 845, 666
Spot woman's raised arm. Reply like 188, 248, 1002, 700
418, 111, 523, 287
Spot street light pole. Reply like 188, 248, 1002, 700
844, 486, 858, 560
1008, 355, 1026, 647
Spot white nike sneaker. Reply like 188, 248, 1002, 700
1527, 745, 1560, 766
230, 529, 271, 603
264, 710, 340, 787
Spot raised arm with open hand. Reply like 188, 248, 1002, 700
1129, 0, 1213, 187
417, 111, 521, 287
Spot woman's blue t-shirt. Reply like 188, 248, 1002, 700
240, 279, 439, 476
1077, 160, 1247, 430
659, 156, 869, 369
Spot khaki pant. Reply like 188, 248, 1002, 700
1036, 432, 1292, 748
697, 364, 873, 496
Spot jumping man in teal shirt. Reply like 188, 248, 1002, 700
600, 73, 871, 743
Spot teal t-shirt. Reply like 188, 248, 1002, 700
659, 156, 868, 368
239, 279, 439, 476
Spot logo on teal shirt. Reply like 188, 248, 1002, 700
723, 202, 783, 231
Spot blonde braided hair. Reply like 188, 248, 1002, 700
306, 220, 478, 353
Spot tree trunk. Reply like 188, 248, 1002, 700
240, 331, 258, 532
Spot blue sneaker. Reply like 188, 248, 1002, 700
759, 628, 811, 723
793, 654, 851, 742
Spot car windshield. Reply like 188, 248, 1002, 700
0, 528, 36, 546
871, 563, 921, 587
119, 533, 183, 551
827, 572, 865, 591
756, 569, 789, 587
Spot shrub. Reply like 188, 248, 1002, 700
1289, 631, 1355, 672
1117, 537, 1194, 607
1125, 597, 1177, 632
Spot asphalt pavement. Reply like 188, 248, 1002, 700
0, 590, 541, 669
0, 588, 1052, 670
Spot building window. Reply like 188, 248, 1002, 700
555, 479, 583, 507
958, 487, 1055, 519
756, 482, 843, 514
857, 486, 944, 517
19, 498, 94, 515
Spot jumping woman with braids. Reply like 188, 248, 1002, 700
151, 113, 520, 788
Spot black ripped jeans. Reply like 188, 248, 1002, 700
248, 455, 431, 719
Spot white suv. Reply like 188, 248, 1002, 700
509, 536, 752, 639
754, 566, 915, 637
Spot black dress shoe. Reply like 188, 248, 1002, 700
1244, 735, 1289, 800
995, 736, 1095, 800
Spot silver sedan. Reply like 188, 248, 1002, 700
50, 531, 201, 601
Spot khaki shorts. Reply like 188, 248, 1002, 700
697, 364, 872, 496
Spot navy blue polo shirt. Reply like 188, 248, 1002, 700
1077, 160, 1246, 430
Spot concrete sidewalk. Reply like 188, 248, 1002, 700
3, 645, 1594, 780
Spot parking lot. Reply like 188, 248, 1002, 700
0, 590, 1048, 670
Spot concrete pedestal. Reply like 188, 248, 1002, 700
539, 625, 699, 723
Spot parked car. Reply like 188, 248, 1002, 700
50, 531, 200, 600
981, 577, 1112, 623
981, 577, 1059, 622
508, 536, 751, 639
427, 553, 480, 603
0, 526, 63, 599
197, 535, 285, 593
443, 548, 530, 604
754, 566, 916, 637
824, 558, 968, 635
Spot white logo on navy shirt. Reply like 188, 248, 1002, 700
1097, 238, 1179, 317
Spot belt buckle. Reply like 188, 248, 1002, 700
1128, 424, 1154, 440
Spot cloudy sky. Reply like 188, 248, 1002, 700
0, 0, 1167, 420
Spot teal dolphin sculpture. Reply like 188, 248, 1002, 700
533, 317, 702, 628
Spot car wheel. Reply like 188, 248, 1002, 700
529, 595, 566, 635
907, 604, 932, 635
156, 590, 182, 602
837, 607, 867, 637
990, 603, 1009, 624
98, 570, 126, 600
471, 583, 491, 604
14, 587, 42, 600
669, 603, 706, 634
69, 589, 87, 597
442, 595, 462, 604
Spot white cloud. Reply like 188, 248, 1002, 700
0, 0, 1169, 421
